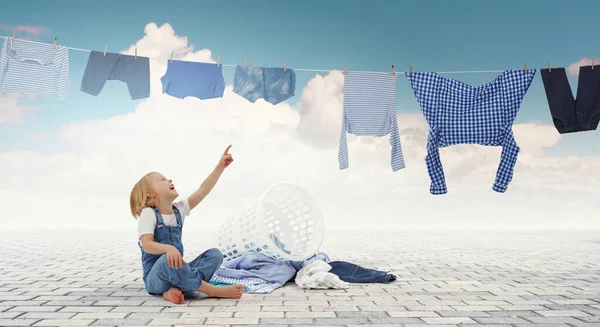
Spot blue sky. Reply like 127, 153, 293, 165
1, 0, 598, 155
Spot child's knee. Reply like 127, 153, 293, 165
206, 248, 224, 265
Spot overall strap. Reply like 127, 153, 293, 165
173, 206, 183, 226
152, 207, 165, 225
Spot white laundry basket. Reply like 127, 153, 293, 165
216, 182, 325, 262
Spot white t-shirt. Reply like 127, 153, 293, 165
137, 199, 191, 239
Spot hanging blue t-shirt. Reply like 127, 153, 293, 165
161, 60, 225, 100
406, 69, 536, 194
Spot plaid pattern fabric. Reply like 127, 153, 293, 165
406, 69, 536, 194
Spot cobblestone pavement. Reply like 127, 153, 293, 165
1, 228, 599, 327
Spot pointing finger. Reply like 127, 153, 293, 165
223, 144, 232, 155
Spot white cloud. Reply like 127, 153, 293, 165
567, 57, 598, 76
0, 23, 599, 233
0, 92, 39, 124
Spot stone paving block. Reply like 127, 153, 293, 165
336, 310, 390, 318
92, 300, 143, 307
314, 317, 372, 324
484, 310, 542, 317
310, 304, 359, 312
403, 305, 455, 311
534, 309, 592, 317
261, 305, 309, 312
202, 317, 259, 325
233, 311, 283, 318
212, 305, 262, 312
43, 301, 96, 307
72, 312, 127, 319
89, 318, 152, 326
21, 312, 77, 319
523, 316, 589, 324
472, 316, 532, 324
126, 312, 182, 319
260, 317, 314, 324
367, 317, 426, 324
0, 312, 25, 319
33, 319, 95, 326
58, 306, 113, 313
285, 311, 336, 318
421, 317, 478, 324
8, 307, 62, 313
0, 319, 41, 326
109, 306, 165, 313
388, 311, 440, 317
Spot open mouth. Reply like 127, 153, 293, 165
169, 184, 175, 190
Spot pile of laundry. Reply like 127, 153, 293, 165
208, 251, 396, 294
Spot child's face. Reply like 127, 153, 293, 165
149, 173, 179, 203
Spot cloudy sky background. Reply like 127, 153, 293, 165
1, 1, 599, 232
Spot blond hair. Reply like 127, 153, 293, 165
129, 172, 159, 218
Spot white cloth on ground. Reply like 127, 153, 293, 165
295, 260, 348, 289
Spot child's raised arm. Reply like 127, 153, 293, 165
187, 145, 234, 211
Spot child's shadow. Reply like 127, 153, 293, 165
182, 291, 208, 300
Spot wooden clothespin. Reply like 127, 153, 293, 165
524, 62, 527, 74
593, 58, 595, 70
409, 65, 412, 76
11, 29, 16, 41
134, 48, 137, 60
217, 56, 220, 67
283, 60, 286, 72
103, 45, 107, 56
547, 61, 551, 72
53, 37, 57, 48
391, 64, 395, 76
244, 58, 247, 69
343, 63, 347, 75
170, 51, 174, 63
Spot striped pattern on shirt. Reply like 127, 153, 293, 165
0, 38, 71, 100
339, 71, 406, 171
210, 275, 283, 294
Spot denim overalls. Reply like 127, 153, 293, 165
139, 206, 224, 295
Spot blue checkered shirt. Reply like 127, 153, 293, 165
339, 71, 406, 171
406, 69, 536, 194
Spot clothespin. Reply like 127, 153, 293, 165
283, 60, 286, 72
134, 48, 137, 60
391, 64, 395, 76
244, 58, 247, 69
103, 45, 107, 56
170, 51, 174, 63
593, 58, 595, 70
53, 37, 57, 48
11, 29, 15, 40
343, 63, 347, 75
217, 56, 220, 67
547, 61, 551, 72
524, 62, 527, 74
409, 65, 412, 76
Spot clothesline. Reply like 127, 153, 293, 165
1, 35, 522, 75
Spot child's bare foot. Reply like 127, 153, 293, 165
212, 284, 244, 299
162, 287, 185, 304
198, 282, 244, 299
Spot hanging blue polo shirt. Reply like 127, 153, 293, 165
161, 60, 225, 100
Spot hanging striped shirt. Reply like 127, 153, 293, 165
0, 38, 70, 100
339, 71, 406, 171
